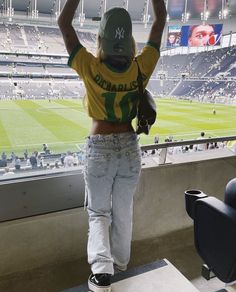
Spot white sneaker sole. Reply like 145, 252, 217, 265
88, 281, 111, 292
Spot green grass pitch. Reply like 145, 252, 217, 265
0, 98, 236, 156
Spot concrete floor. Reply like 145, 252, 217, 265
0, 227, 234, 292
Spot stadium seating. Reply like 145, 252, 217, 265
152, 46, 236, 100
185, 178, 236, 283
0, 23, 235, 101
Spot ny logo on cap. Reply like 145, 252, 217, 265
115, 27, 125, 39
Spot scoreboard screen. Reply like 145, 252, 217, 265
166, 24, 223, 47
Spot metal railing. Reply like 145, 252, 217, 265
141, 135, 236, 151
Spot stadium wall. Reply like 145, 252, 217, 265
0, 155, 236, 277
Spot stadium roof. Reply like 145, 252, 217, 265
7, 0, 236, 21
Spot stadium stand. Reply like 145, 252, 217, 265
150, 45, 236, 102
0, 22, 235, 101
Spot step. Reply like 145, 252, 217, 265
62, 258, 199, 292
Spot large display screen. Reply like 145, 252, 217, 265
166, 24, 223, 47
166, 25, 182, 47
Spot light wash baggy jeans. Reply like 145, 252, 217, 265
84, 132, 141, 275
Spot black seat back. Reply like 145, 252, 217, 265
185, 178, 236, 283
194, 196, 236, 283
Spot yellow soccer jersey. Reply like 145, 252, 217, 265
68, 43, 160, 122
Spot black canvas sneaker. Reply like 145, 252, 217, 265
88, 273, 111, 292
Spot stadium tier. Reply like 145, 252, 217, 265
0, 22, 235, 101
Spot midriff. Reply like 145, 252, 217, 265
90, 119, 134, 135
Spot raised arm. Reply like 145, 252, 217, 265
148, 0, 167, 47
58, 0, 81, 55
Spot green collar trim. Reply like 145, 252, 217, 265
146, 41, 160, 52
67, 43, 83, 67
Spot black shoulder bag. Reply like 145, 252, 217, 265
135, 59, 157, 135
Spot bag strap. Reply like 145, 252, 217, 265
135, 58, 144, 95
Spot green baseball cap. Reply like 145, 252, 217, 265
98, 7, 132, 57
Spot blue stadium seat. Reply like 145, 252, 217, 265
185, 178, 236, 283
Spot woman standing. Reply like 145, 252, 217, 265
58, 1, 166, 291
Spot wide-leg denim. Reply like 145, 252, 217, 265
84, 132, 141, 275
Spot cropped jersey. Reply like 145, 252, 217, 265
68, 42, 160, 122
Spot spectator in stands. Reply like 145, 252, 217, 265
39, 156, 44, 168
63, 151, 74, 167
29, 153, 38, 168
42, 143, 50, 154
208, 142, 215, 150
184, 146, 189, 152
0, 159, 6, 168
11, 152, 16, 162
73, 152, 79, 166
168, 135, 173, 142
0, 153, 7, 167
1, 152, 7, 162
26, 157, 31, 166
14, 156, 21, 170
188, 144, 195, 153
154, 135, 159, 144
196, 132, 207, 151
23, 149, 28, 160
188, 24, 214, 47
207, 137, 215, 150
58, 0, 166, 291
60, 153, 65, 166
53, 160, 60, 169
43, 143, 47, 152
77, 151, 83, 165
